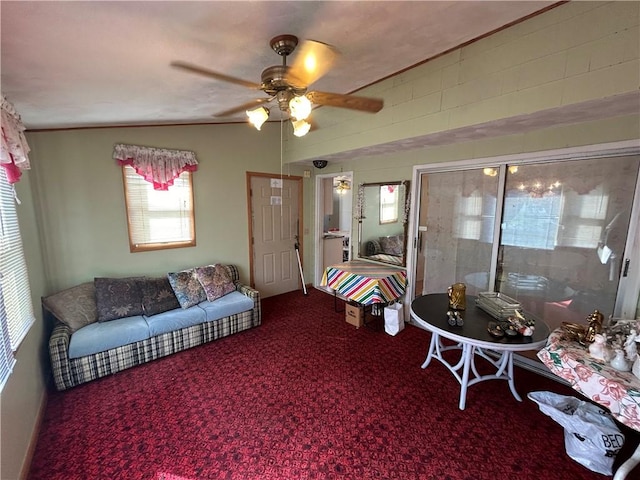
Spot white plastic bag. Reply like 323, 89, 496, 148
528, 391, 624, 475
384, 302, 404, 336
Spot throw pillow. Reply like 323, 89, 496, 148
366, 240, 382, 255
195, 264, 236, 302
167, 268, 207, 309
141, 277, 181, 316
42, 282, 98, 332
94, 277, 145, 322
379, 235, 403, 256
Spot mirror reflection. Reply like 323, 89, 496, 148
357, 181, 410, 267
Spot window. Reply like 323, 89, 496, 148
0, 167, 35, 391
379, 185, 399, 224
122, 166, 196, 252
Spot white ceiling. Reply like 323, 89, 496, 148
1, 1, 559, 131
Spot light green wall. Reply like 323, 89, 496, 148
26, 123, 289, 292
285, 1, 639, 163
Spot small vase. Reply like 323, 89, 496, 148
632, 354, 640, 380
447, 283, 466, 310
610, 349, 631, 372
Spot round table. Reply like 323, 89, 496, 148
410, 293, 550, 410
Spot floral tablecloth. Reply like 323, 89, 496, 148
538, 328, 640, 432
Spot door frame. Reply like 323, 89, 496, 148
246, 171, 304, 290
314, 171, 353, 289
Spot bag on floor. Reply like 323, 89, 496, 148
384, 302, 404, 336
528, 391, 624, 475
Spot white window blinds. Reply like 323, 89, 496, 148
122, 166, 195, 252
0, 167, 35, 390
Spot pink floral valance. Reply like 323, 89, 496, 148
1, 95, 31, 184
113, 143, 198, 191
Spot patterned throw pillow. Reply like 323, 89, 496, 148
195, 264, 236, 302
167, 268, 207, 309
43, 282, 98, 332
94, 277, 145, 322
379, 235, 404, 255
141, 277, 181, 316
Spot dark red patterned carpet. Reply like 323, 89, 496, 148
28, 289, 638, 479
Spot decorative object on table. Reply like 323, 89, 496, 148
632, 354, 640, 380
487, 321, 504, 338
623, 328, 638, 362
510, 310, 535, 336
560, 321, 587, 344
604, 319, 640, 359
446, 310, 463, 327
475, 291, 521, 319
588, 333, 612, 362
610, 348, 631, 371
584, 309, 604, 344
447, 282, 466, 310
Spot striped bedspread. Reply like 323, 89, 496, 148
321, 260, 407, 305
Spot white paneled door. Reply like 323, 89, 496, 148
249, 174, 303, 298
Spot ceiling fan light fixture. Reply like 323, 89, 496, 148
246, 106, 270, 130
291, 119, 311, 137
289, 95, 312, 121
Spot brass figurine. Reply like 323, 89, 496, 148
447, 282, 466, 310
584, 309, 604, 344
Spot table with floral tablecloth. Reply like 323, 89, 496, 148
538, 328, 640, 479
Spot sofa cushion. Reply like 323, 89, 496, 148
144, 304, 207, 337
43, 282, 98, 333
197, 291, 255, 322
68, 315, 150, 358
379, 235, 404, 255
167, 268, 207, 309
141, 277, 181, 316
195, 264, 236, 302
94, 277, 145, 322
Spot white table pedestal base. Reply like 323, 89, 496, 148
421, 332, 522, 410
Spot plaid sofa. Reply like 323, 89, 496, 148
47, 265, 261, 391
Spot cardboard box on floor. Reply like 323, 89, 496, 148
345, 302, 364, 328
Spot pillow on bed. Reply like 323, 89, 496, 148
94, 277, 145, 322
141, 277, 181, 316
379, 235, 403, 255
195, 264, 236, 302
43, 282, 98, 332
167, 268, 207, 309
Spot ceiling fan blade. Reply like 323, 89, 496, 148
214, 97, 273, 117
286, 40, 338, 88
306, 91, 383, 113
171, 61, 261, 89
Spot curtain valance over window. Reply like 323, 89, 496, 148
113, 143, 198, 191
1, 95, 31, 184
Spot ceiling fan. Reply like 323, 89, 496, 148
171, 34, 384, 136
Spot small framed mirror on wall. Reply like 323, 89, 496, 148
356, 180, 410, 267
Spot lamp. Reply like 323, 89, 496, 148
247, 107, 269, 131
245, 95, 312, 137
335, 179, 351, 194
289, 95, 312, 120
292, 119, 311, 137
